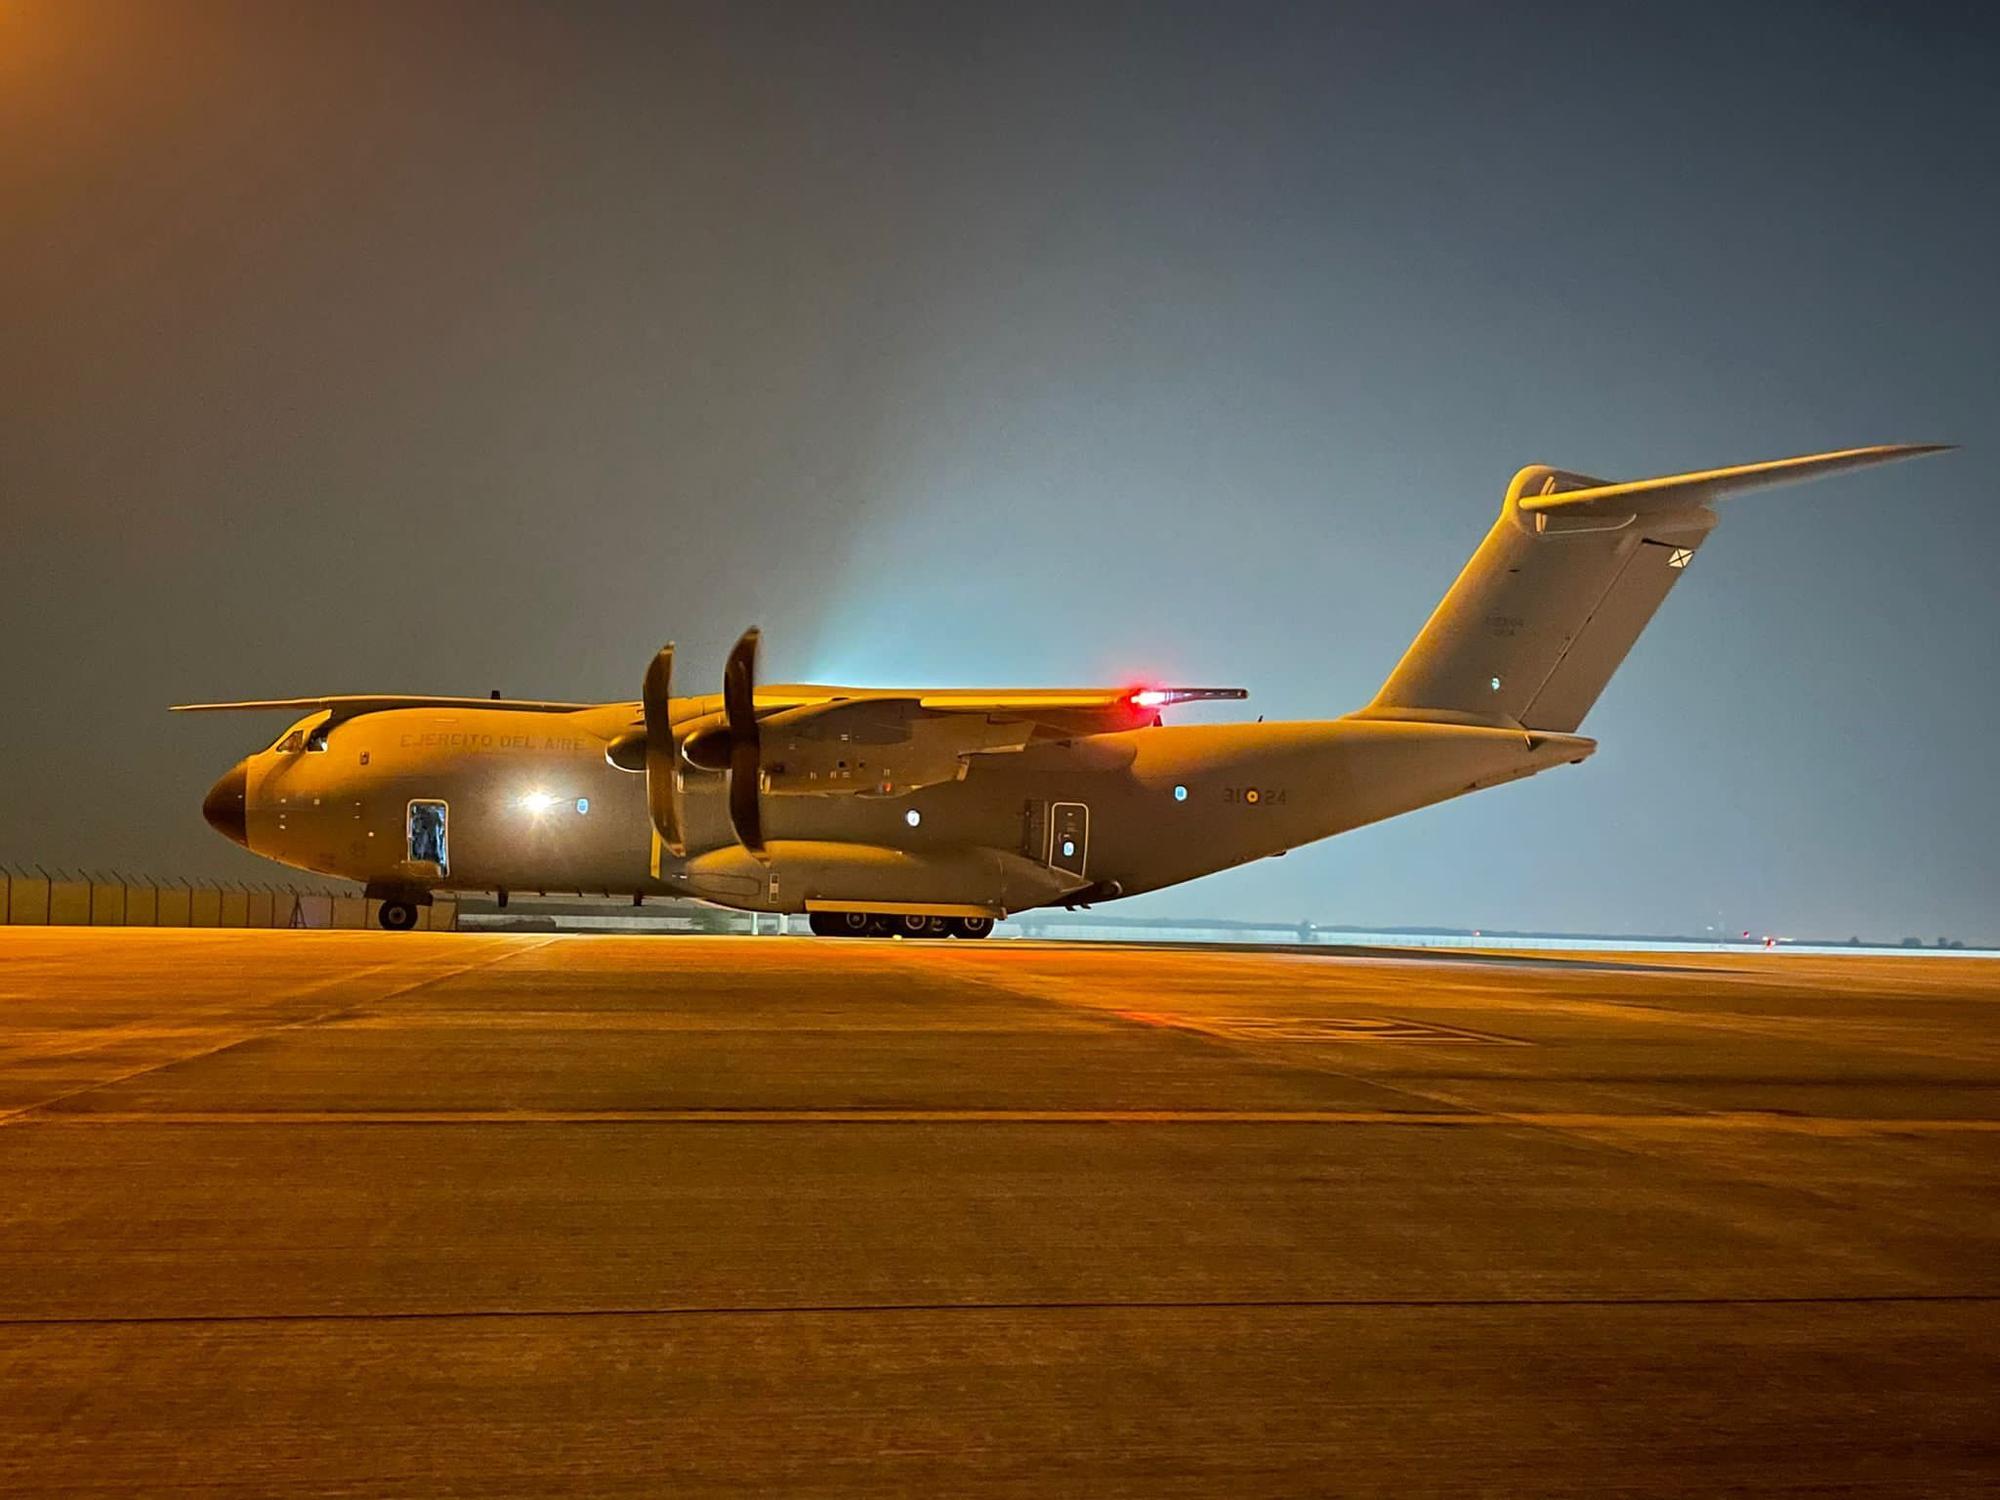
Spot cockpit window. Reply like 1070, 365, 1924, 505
274, 730, 305, 754
305, 722, 331, 752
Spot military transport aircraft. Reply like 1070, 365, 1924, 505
181, 444, 1946, 935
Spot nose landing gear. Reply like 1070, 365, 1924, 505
378, 900, 420, 931
366, 884, 432, 932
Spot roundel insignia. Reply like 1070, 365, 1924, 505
1244, 787, 1261, 805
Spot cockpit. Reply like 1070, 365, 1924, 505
266, 714, 333, 755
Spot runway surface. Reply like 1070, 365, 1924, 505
2, 930, 1996, 1496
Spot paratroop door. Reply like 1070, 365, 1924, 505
1049, 801, 1088, 879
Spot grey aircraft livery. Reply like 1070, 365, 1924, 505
181, 445, 1946, 935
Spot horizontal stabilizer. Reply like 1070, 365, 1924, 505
1517, 444, 1950, 522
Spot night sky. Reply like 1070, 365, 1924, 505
4, 2, 1994, 939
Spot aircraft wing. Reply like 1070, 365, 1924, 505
747, 686, 1248, 796
170, 694, 599, 716
912, 686, 1247, 713
754, 684, 1247, 737
915, 684, 1244, 735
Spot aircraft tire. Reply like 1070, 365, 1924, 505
378, 900, 420, 932
950, 916, 993, 940
806, 912, 876, 937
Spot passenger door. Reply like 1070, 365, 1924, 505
406, 799, 449, 878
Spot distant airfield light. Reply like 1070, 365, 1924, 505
521, 791, 559, 815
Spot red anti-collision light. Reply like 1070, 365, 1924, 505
1124, 687, 1249, 710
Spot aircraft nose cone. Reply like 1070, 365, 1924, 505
202, 762, 248, 846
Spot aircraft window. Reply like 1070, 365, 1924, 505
305, 723, 331, 753
274, 730, 305, 754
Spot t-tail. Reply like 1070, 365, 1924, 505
1361, 444, 1950, 734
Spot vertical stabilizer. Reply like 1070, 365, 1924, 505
1364, 445, 1947, 734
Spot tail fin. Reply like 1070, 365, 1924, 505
1365, 445, 1949, 733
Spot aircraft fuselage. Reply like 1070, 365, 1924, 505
217, 700, 1591, 916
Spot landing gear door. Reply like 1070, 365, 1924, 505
1050, 801, 1089, 880
406, 799, 449, 878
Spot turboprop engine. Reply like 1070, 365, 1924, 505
606, 629, 1058, 863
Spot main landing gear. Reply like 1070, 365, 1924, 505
807, 912, 993, 939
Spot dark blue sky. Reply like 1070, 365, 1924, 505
3, 2, 1994, 938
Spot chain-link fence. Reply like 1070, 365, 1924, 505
0, 866, 457, 930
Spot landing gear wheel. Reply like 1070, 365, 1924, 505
950, 916, 993, 940
378, 900, 420, 932
865, 915, 897, 937
807, 911, 880, 937
900, 914, 951, 939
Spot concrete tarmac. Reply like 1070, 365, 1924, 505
1, 929, 1996, 1497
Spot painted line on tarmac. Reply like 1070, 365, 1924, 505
10, 1107, 2000, 1134
0, 939, 560, 1127
1, 1290, 1995, 1330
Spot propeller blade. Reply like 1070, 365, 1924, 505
641, 644, 685, 858
722, 628, 765, 857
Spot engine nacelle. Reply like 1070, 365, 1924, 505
604, 726, 646, 772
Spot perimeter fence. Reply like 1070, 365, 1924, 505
0, 865, 458, 931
